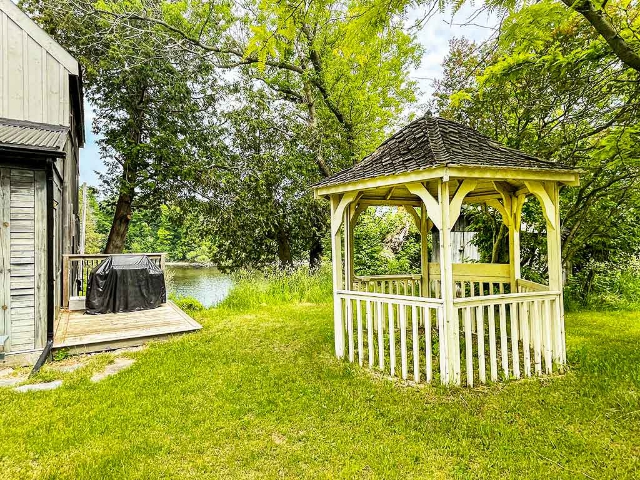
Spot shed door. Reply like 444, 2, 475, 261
0, 168, 45, 353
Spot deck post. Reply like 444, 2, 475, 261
62, 254, 70, 309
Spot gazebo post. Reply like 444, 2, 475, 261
438, 180, 458, 385
545, 182, 566, 365
419, 205, 429, 297
343, 207, 353, 291
330, 195, 345, 358
507, 194, 525, 293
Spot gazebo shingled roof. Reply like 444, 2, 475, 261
315, 115, 573, 189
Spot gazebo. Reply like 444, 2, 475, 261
313, 115, 579, 386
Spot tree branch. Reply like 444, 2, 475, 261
561, 0, 640, 71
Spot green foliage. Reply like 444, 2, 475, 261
433, 2, 640, 283
52, 348, 70, 362
78, 186, 107, 254
169, 295, 205, 313
353, 207, 422, 275
565, 256, 640, 311
219, 264, 333, 310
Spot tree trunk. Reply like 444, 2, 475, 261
104, 191, 134, 253
309, 234, 323, 271
276, 228, 293, 269
491, 223, 508, 263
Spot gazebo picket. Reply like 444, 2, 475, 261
367, 300, 374, 368
425, 306, 433, 383
521, 301, 531, 377
476, 305, 486, 384
388, 302, 395, 377
412, 305, 420, 383
488, 304, 498, 382
463, 306, 474, 387
399, 305, 408, 380
543, 298, 553, 373
499, 302, 509, 379
356, 298, 364, 366
510, 302, 521, 379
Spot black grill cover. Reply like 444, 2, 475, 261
85, 255, 166, 315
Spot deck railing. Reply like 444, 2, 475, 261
336, 290, 444, 383
62, 253, 166, 309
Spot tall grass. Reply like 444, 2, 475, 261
565, 256, 640, 311
219, 264, 333, 310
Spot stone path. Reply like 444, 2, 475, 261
0, 367, 27, 388
90, 357, 136, 383
15, 380, 63, 393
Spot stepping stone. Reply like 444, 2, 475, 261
0, 375, 27, 388
14, 380, 63, 393
50, 362, 85, 373
90, 358, 135, 383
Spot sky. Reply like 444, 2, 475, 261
78, 5, 498, 187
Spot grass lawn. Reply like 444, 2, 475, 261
0, 303, 638, 479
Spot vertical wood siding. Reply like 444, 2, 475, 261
9, 169, 36, 351
0, 10, 70, 126
0, 168, 47, 353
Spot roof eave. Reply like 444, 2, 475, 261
0, 144, 66, 158
313, 164, 579, 198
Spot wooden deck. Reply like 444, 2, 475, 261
53, 302, 202, 354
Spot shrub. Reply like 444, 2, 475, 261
565, 256, 640, 311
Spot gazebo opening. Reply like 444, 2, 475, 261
314, 115, 579, 387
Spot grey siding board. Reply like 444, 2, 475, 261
0, 7, 73, 126
0, 168, 10, 351
34, 169, 45, 347
8, 168, 35, 349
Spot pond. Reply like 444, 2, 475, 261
166, 265, 233, 307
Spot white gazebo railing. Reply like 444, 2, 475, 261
339, 275, 564, 387
336, 290, 444, 383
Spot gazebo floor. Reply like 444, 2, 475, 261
53, 302, 202, 354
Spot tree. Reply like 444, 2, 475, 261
432, 2, 640, 281
88, 0, 421, 266
195, 86, 329, 270
23, 0, 228, 253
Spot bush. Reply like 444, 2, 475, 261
219, 264, 333, 310
565, 256, 640, 311
170, 294, 205, 312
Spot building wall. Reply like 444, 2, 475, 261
0, 0, 77, 126
0, 1, 82, 359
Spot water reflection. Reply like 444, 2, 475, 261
166, 266, 233, 307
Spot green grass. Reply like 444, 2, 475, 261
0, 304, 638, 479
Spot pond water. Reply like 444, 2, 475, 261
166, 265, 234, 307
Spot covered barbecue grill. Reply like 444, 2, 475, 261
85, 255, 167, 315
